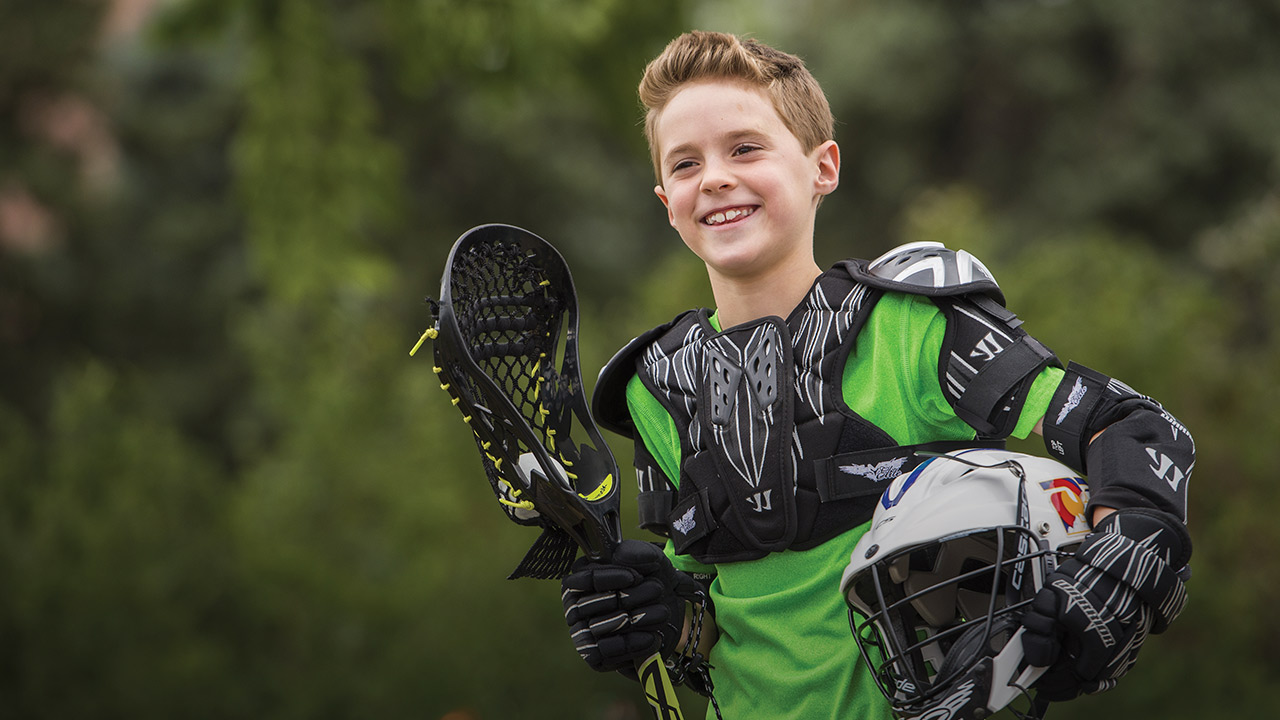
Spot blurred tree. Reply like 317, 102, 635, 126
0, 362, 241, 718
701, 0, 1280, 263
0, 0, 111, 419
365, 0, 687, 301
0, 0, 247, 460
0, 2, 250, 716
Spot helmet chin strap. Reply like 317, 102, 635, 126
987, 627, 1047, 712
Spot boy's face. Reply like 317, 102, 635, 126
652, 80, 839, 283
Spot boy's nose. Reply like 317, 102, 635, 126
700, 160, 736, 193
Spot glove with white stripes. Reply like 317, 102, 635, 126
1021, 508, 1192, 701
561, 540, 701, 674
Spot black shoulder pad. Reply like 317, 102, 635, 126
936, 295, 1059, 438
591, 312, 693, 438
845, 241, 1005, 305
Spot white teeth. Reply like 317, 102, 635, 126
704, 207, 753, 225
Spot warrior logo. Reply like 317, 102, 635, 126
840, 456, 910, 482
1052, 578, 1115, 647
1039, 477, 1089, 532
1146, 448, 1186, 493
672, 506, 697, 536
970, 331, 1003, 362
749, 489, 774, 513
1056, 377, 1087, 424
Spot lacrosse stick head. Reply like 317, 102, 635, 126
427, 225, 622, 575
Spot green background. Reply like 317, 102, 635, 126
2, 0, 1276, 717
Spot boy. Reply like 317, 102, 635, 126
560, 31, 1193, 719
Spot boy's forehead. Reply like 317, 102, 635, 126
655, 80, 787, 152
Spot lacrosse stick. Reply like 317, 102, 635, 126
412, 223, 686, 720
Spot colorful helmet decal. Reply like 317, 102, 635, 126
1039, 477, 1089, 532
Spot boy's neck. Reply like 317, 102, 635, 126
708, 258, 824, 329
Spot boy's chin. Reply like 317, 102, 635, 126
700, 253, 782, 282
692, 240, 803, 279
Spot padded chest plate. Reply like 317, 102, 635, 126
630, 268, 892, 562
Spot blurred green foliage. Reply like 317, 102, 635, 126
1, 0, 1277, 718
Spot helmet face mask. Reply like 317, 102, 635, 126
841, 450, 1092, 720
849, 525, 1048, 716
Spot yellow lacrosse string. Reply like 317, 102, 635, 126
409, 327, 438, 356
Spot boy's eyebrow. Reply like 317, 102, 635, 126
661, 128, 769, 166
661, 142, 697, 165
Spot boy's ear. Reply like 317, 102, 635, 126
654, 184, 677, 227
813, 140, 840, 198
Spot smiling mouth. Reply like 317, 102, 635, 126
702, 206, 756, 226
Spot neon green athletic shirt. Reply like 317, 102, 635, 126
624, 292, 1064, 720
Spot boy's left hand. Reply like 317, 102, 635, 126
1020, 508, 1191, 700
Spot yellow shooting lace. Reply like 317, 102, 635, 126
409, 327, 438, 356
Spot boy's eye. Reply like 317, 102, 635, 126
672, 159, 696, 172
732, 144, 761, 156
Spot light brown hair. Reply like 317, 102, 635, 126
639, 31, 835, 179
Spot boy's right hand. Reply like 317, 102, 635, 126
561, 539, 695, 673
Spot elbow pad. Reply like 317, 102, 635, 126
1043, 362, 1194, 521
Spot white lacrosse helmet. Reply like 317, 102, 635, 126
839, 449, 1092, 720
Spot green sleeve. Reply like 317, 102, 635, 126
1018, 365, 1065, 439
626, 373, 683, 484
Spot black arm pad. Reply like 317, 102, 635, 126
1043, 362, 1194, 521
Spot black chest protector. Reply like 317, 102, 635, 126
592, 245, 1058, 564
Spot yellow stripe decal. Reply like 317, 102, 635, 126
578, 473, 613, 502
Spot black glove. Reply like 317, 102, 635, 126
561, 539, 700, 673
1021, 507, 1191, 701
